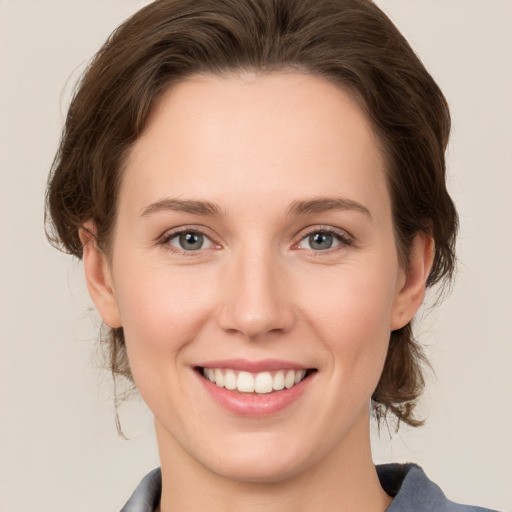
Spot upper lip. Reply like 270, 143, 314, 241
197, 358, 311, 372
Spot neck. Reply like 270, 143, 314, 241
155, 412, 392, 512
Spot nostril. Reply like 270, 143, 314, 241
216, 268, 296, 338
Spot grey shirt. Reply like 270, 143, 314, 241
120, 463, 498, 512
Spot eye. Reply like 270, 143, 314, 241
295, 229, 351, 251
166, 230, 213, 251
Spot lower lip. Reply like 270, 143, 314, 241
196, 371, 312, 417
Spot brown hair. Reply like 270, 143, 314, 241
46, 0, 457, 427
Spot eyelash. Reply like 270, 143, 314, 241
158, 225, 353, 255
293, 226, 354, 253
159, 226, 220, 255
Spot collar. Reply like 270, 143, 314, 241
121, 463, 495, 512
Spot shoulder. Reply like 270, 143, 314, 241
121, 464, 499, 512
377, 463, 499, 512
120, 468, 161, 512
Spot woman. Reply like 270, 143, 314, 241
45, 0, 499, 510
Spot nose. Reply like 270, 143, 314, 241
216, 246, 296, 340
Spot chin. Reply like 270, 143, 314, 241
210, 452, 312, 484
192, 429, 324, 485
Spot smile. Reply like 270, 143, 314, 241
195, 361, 316, 416
201, 368, 309, 394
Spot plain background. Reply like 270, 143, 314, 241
0, 1, 511, 511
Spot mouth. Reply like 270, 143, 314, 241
196, 366, 316, 395
194, 361, 317, 416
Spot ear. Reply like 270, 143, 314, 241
390, 231, 434, 331
79, 222, 122, 329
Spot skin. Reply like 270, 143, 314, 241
81, 72, 433, 512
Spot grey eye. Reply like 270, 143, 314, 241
308, 232, 334, 250
169, 231, 212, 251
296, 230, 345, 251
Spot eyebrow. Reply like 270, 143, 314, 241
140, 198, 223, 217
140, 196, 371, 219
287, 197, 372, 218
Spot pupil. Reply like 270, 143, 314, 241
310, 232, 333, 250
180, 232, 203, 250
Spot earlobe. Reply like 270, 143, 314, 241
79, 222, 122, 329
390, 232, 434, 331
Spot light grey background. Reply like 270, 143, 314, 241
0, 1, 511, 511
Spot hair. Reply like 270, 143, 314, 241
46, 0, 458, 427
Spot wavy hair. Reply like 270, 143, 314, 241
46, 0, 457, 427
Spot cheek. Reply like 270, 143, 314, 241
298, 264, 398, 375
301, 262, 398, 332
112, 263, 217, 372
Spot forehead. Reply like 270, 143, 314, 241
121, 71, 389, 221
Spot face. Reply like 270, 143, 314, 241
85, 72, 428, 483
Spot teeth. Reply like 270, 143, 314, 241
224, 370, 237, 390
237, 371, 255, 392
214, 368, 224, 387
273, 370, 285, 391
202, 367, 308, 394
254, 372, 273, 393
294, 369, 306, 384
284, 370, 295, 389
